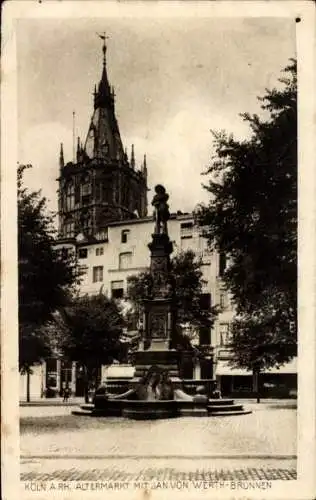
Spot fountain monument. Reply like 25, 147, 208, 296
74, 185, 251, 418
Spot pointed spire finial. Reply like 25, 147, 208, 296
97, 32, 109, 66
131, 144, 135, 169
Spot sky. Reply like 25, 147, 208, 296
17, 16, 296, 215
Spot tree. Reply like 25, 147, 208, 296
127, 250, 219, 345
196, 60, 297, 398
18, 164, 79, 400
57, 294, 125, 402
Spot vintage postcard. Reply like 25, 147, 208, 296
1, 1, 316, 499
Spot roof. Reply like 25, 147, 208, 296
107, 212, 194, 227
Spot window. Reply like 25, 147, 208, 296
96, 182, 103, 201
180, 237, 193, 251
46, 358, 57, 388
78, 265, 88, 276
180, 222, 193, 238
219, 323, 231, 346
121, 229, 130, 243
65, 182, 75, 211
219, 292, 228, 309
64, 221, 75, 238
199, 327, 210, 345
93, 266, 103, 283
96, 247, 104, 256
200, 293, 211, 310
219, 251, 227, 277
81, 176, 92, 196
82, 195, 90, 205
61, 360, 72, 388
55, 247, 72, 260
103, 184, 113, 203
95, 228, 108, 241
78, 248, 88, 259
82, 215, 92, 235
81, 175, 92, 205
119, 252, 132, 269
111, 280, 124, 299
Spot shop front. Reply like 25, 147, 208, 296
215, 358, 297, 398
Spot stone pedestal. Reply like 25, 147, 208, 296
134, 232, 180, 380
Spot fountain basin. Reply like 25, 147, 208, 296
121, 399, 179, 420
80, 367, 251, 419
90, 397, 209, 418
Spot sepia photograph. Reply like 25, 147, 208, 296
1, 1, 316, 499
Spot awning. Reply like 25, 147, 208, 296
216, 362, 250, 376
216, 358, 297, 376
266, 358, 297, 374
105, 365, 135, 379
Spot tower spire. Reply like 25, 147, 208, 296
93, 33, 113, 111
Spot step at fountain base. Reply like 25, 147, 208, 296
73, 397, 251, 419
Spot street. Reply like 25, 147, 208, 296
20, 400, 296, 482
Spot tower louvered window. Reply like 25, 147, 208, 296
65, 182, 75, 211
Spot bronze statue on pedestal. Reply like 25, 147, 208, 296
152, 184, 170, 235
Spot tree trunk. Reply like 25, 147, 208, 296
253, 368, 260, 403
84, 387, 89, 403
83, 365, 89, 403
26, 369, 31, 403
94, 367, 100, 392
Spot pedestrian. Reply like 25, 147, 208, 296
63, 386, 70, 402
212, 381, 221, 399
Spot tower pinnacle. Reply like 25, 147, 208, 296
131, 144, 135, 169
59, 143, 64, 169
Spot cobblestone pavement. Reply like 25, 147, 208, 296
21, 457, 297, 481
20, 403, 297, 485
20, 408, 296, 457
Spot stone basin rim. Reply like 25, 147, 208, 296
119, 399, 178, 403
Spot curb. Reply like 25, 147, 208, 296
20, 402, 84, 407
20, 454, 297, 460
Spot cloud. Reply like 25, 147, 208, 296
19, 122, 73, 212
128, 98, 251, 212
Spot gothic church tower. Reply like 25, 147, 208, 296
58, 38, 148, 241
